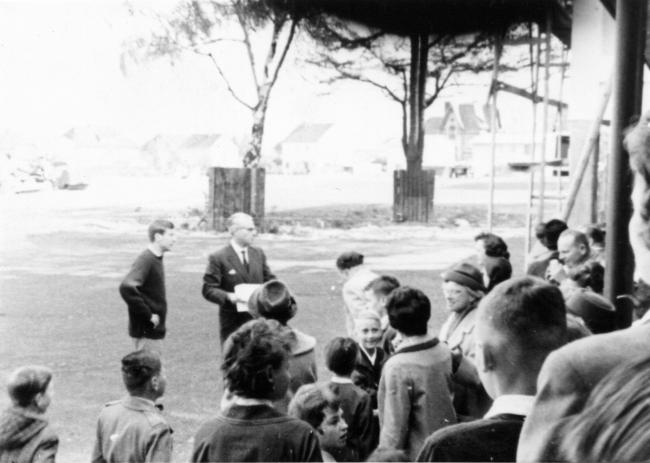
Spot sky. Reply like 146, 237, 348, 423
0, 0, 608, 152
0, 1, 410, 147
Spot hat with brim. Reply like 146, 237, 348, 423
441, 262, 486, 292
248, 279, 297, 324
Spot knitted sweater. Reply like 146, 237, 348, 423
119, 249, 167, 339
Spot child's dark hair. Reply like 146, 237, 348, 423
336, 251, 364, 270
7, 366, 53, 407
147, 219, 174, 242
222, 319, 291, 399
121, 350, 162, 393
386, 286, 430, 336
475, 232, 510, 259
288, 383, 341, 430
364, 275, 400, 296
325, 337, 358, 376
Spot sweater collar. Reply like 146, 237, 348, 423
394, 336, 440, 355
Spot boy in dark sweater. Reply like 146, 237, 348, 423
416, 277, 567, 462
120, 220, 176, 353
324, 337, 376, 461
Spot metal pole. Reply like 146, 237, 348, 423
487, 35, 502, 232
537, 13, 551, 223
525, 24, 540, 260
604, 0, 646, 328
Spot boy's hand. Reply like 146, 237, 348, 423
151, 314, 160, 327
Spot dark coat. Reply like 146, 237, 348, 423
0, 407, 58, 463
202, 244, 275, 344
352, 345, 386, 410
191, 404, 322, 462
416, 414, 525, 462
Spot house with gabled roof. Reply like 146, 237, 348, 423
422, 101, 489, 174
273, 123, 339, 173
141, 133, 240, 174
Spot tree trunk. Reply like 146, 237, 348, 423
243, 84, 271, 167
395, 32, 432, 222
404, 32, 428, 173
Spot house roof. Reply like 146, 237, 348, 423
424, 102, 489, 134
282, 123, 334, 144
142, 134, 222, 152
64, 126, 135, 147
179, 134, 222, 150
457, 104, 483, 132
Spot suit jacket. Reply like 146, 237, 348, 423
417, 413, 525, 462
516, 323, 650, 462
202, 244, 275, 343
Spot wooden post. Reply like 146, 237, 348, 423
206, 167, 265, 231
393, 169, 435, 223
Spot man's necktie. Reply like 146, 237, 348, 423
242, 250, 249, 272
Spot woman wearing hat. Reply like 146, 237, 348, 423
439, 261, 491, 419
248, 280, 318, 412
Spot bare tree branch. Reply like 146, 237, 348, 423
234, 2, 260, 90
269, 18, 297, 88
205, 51, 256, 110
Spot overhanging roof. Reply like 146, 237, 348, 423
284, 0, 572, 44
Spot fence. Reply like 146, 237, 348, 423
393, 169, 435, 222
206, 167, 265, 230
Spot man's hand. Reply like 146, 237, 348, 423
150, 314, 160, 327
227, 292, 239, 303
546, 259, 567, 284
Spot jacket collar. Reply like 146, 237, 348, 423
394, 337, 440, 355
121, 396, 158, 412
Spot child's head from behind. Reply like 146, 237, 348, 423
354, 310, 382, 351
7, 365, 53, 413
325, 337, 358, 377
386, 286, 430, 336
222, 318, 292, 401
289, 384, 348, 453
122, 350, 166, 401
363, 275, 400, 317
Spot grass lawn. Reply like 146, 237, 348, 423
0, 207, 525, 462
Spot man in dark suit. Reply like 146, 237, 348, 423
202, 212, 275, 344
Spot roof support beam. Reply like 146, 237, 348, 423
605, 0, 647, 328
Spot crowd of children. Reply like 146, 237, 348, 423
7, 112, 650, 462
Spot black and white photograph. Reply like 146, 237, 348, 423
1, 0, 649, 461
